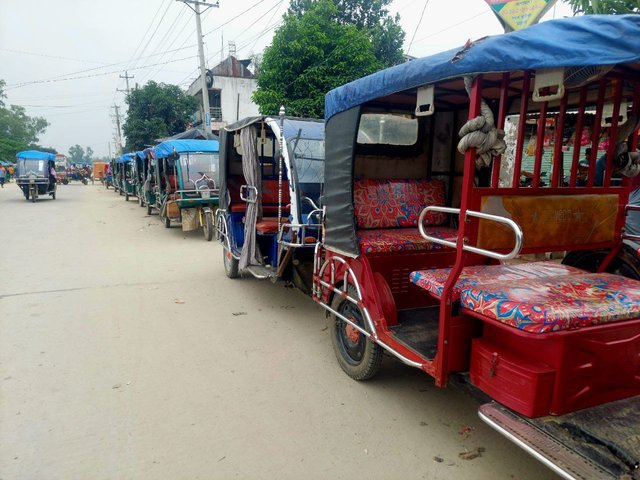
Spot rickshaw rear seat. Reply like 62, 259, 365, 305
227, 177, 290, 215
410, 262, 585, 300
354, 178, 450, 254
460, 272, 640, 333
256, 218, 280, 234
358, 227, 457, 254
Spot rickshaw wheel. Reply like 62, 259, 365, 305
138, 196, 144, 207
563, 245, 640, 280
147, 204, 153, 215
125, 193, 129, 201
330, 286, 383, 381
164, 216, 171, 228
223, 246, 239, 278
30, 186, 36, 203
203, 211, 214, 241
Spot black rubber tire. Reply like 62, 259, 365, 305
125, 192, 129, 201
147, 204, 153, 215
329, 286, 383, 381
164, 216, 171, 228
223, 246, 239, 279
30, 186, 36, 203
203, 211, 214, 241
139, 195, 144, 207
52, 192, 56, 200
563, 245, 640, 280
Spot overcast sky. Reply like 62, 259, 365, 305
0, 0, 573, 158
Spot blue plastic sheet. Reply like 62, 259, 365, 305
153, 139, 219, 159
15, 150, 56, 161
325, 15, 640, 121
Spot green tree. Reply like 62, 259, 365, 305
0, 79, 50, 160
84, 146, 94, 162
68, 144, 85, 163
253, 0, 382, 117
123, 81, 198, 151
567, 0, 639, 13
288, 0, 405, 67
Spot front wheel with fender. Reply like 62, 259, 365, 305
164, 216, 171, 228
30, 185, 36, 203
329, 286, 383, 381
203, 210, 214, 241
223, 246, 239, 279
147, 204, 153, 215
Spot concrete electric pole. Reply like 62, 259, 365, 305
111, 104, 124, 155
176, 0, 219, 132
117, 71, 135, 96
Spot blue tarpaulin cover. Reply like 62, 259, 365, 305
15, 150, 56, 161
115, 153, 134, 164
153, 139, 219, 159
325, 15, 640, 121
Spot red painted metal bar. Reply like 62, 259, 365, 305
603, 81, 623, 187
532, 100, 548, 188
512, 71, 530, 188
491, 72, 510, 188
569, 87, 588, 187
435, 75, 483, 388
551, 93, 568, 188
631, 85, 640, 151
587, 79, 607, 187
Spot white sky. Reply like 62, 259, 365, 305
0, 0, 574, 158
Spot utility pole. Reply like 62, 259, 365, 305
117, 71, 135, 96
176, 0, 219, 132
111, 104, 123, 155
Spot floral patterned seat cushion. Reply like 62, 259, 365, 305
410, 262, 585, 299
354, 178, 447, 229
459, 273, 640, 333
357, 227, 457, 254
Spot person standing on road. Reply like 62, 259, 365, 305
0, 166, 6, 188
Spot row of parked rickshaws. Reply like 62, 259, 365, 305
109, 15, 640, 479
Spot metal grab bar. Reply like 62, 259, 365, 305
418, 206, 524, 261
239, 185, 258, 203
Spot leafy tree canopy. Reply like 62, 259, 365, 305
567, 0, 640, 13
123, 81, 198, 152
253, 0, 383, 118
0, 79, 51, 161
289, 0, 405, 67
68, 144, 94, 163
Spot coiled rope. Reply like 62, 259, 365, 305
456, 76, 506, 168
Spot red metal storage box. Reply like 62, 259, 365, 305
470, 338, 556, 418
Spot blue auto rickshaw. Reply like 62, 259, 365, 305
15, 150, 57, 202
151, 139, 219, 240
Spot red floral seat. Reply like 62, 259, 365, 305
459, 273, 640, 333
357, 227, 457, 254
410, 262, 585, 299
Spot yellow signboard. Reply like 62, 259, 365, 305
485, 0, 556, 31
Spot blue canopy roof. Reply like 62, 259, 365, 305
115, 153, 134, 164
15, 150, 56, 161
136, 148, 154, 160
325, 15, 640, 121
153, 139, 219, 159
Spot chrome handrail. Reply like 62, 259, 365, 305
239, 185, 258, 203
418, 206, 523, 261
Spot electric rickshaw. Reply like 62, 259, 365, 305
15, 150, 57, 202
152, 139, 219, 240
216, 115, 325, 290
314, 15, 640, 480
134, 148, 156, 212
113, 154, 135, 200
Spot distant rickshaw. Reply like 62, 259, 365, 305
113, 154, 136, 200
15, 150, 57, 202
152, 139, 219, 240
216, 114, 325, 288
93, 162, 108, 184
134, 148, 155, 210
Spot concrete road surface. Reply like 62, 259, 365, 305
0, 183, 559, 480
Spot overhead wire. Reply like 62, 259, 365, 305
406, 0, 430, 55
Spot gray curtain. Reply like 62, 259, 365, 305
239, 126, 261, 269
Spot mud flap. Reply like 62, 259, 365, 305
479, 399, 640, 480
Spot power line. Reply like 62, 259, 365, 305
6, 55, 199, 90
406, 0, 430, 55
129, 0, 175, 71
0, 48, 109, 65
249, 0, 284, 53
412, 10, 490, 46
123, 0, 172, 72
203, 0, 269, 37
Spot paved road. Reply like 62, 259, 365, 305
0, 183, 558, 480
